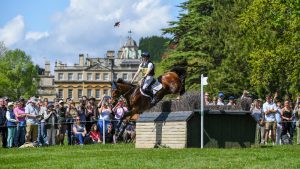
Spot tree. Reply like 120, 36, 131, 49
238, 0, 300, 97
139, 36, 171, 62
0, 49, 40, 99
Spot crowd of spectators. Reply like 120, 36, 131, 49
204, 90, 300, 145
0, 95, 131, 148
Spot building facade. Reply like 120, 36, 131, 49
53, 37, 141, 102
37, 61, 56, 101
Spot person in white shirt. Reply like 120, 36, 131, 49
263, 95, 277, 145
217, 92, 225, 106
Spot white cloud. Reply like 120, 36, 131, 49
0, 15, 24, 46
3, 0, 176, 68
25, 32, 49, 41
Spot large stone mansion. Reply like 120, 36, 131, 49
38, 36, 142, 102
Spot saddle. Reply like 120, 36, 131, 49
140, 78, 162, 98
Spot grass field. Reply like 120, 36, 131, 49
1, 144, 300, 169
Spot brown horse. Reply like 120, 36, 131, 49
111, 67, 186, 120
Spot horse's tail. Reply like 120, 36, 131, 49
170, 66, 186, 95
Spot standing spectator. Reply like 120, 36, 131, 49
251, 99, 265, 144
263, 95, 277, 145
294, 101, 300, 145
0, 98, 7, 148
217, 92, 225, 105
85, 101, 95, 134
98, 100, 112, 141
14, 101, 26, 147
6, 102, 18, 148
56, 100, 66, 145
66, 101, 78, 145
25, 97, 39, 143
89, 124, 101, 144
227, 96, 236, 106
44, 104, 58, 146
281, 100, 293, 144
37, 99, 47, 146
72, 116, 87, 145
112, 98, 128, 132
77, 100, 87, 126
275, 101, 282, 145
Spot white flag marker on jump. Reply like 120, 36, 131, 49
200, 74, 208, 149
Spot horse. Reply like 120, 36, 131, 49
111, 67, 186, 120
111, 67, 186, 140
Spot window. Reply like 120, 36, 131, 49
87, 73, 92, 80
113, 73, 118, 80
58, 73, 63, 80
95, 73, 100, 80
122, 73, 128, 80
78, 73, 82, 80
58, 89, 63, 98
68, 89, 73, 99
87, 89, 92, 97
103, 73, 109, 81
103, 89, 109, 96
95, 89, 100, 99
78, 89, 82, 98
68, 73, 73, 80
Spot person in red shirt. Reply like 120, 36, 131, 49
90, 124, 101, 143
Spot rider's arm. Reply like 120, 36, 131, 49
131, 67, 141, 83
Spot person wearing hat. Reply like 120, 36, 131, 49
6, 102, 18, 148
44, 104, 58, 145
25, 97, 39, 143
217, 92, 225, 106
227, 96, 236, 106
56, 100, 66, 145
131, 52, 157, 106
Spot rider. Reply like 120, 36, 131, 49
131, 52, 157, 105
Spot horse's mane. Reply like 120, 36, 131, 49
116, 78, 136, 87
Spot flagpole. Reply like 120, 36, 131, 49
201, 74, 204, 149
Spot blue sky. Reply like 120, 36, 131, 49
0, 0, 185, 68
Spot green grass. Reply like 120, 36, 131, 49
1, 144, 300, 169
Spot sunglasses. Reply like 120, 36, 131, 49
75, 119, 80, 121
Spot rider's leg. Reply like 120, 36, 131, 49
142, 76, 153, 96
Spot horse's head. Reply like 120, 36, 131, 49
111, 79, 136, 100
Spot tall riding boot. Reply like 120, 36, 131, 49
150, 95, 158, 106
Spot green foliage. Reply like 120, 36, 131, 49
138, 36, 171, 62
162, 0, 300, 98
0, 49, 39, 99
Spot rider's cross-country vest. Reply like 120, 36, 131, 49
140, 61, 155, 76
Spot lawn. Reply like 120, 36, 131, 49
1, 144, 300, 169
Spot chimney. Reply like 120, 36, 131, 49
106, 50, 115, 58
45, 61, 50, 76
79, 54, 84, 66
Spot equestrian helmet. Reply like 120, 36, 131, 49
141, 52, 150, 58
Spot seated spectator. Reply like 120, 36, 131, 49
90, 124, 101, 144
72, 116, 87, 145
6, 102, 18, 148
